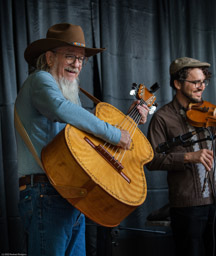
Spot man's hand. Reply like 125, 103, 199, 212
117, 129, 131, 149
137, 104, 149, 124
128, 100, 149, 124
184, 149, 214, 171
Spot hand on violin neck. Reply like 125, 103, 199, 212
184, 149, 214, 171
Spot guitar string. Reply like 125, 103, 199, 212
118, 106, 142, 162
118, 98, 151, 162
103, 98, 147, 153
114, 108, 140, 160
100, 96, 154, 165
104, 97, 152, 157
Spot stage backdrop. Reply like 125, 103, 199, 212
1, 0, 216, 254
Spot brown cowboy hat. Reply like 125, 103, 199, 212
24, 23, 106, 67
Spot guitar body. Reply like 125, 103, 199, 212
41, 102, 154, 227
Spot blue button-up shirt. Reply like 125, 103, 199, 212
15, 70, 121, 177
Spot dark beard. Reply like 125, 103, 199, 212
181, 88, 203, 103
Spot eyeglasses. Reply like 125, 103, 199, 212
52, 51, 88, 65
179, 79, 209, 88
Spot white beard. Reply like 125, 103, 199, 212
57, 77, 81, 106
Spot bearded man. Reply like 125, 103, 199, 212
15, 23, 149, 256
147, 57, 215, 256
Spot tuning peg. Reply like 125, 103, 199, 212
150, 82, 160, 93
130, 89, 136, 96
132, 83, 138, 89
130, 83, 138, 96
149, 106, 157, 115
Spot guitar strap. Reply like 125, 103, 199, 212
14, 87, 100, 198
79, 87, 101, 105
14, 107, 44, 170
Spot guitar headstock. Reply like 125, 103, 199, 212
130, 82, 160, 114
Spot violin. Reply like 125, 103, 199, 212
186, 100, 216, 128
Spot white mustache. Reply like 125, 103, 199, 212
65, 67, 79, 73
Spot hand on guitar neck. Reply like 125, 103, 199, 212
117, 100, 150, 149
128, 100, 150, 125
117, 129, 131, 149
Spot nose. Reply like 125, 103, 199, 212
197, 82, 206, 90
71, 58, 80, 68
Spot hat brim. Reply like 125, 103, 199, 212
24, 38, 106, 67
183, 62, 210, 69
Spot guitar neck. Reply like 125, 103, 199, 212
127, 99, 146, 124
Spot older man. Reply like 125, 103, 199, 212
15, 23, 149, 256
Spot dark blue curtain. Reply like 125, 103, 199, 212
1, 0, 216, 254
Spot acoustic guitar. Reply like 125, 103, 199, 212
41, 83, 158, 227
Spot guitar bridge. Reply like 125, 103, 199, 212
84, 137, 131, 183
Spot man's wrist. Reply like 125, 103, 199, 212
184, 152, 191, 163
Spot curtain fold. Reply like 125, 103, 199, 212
1, 0, 216, 253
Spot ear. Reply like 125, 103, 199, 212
174, 80, 182, 90
45, 51, 55, 67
